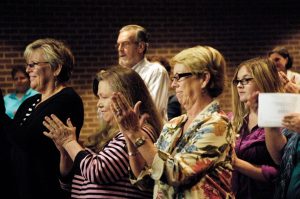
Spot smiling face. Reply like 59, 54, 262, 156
171, 63, 202, 110
269, 52, 288, 72
236, 65, 259, 103
117, 30, 144, 68
96, 80, 115, 125
25, 49, 55, 93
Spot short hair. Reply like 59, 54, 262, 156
170, 45, 226, 98
268, 46, 293, 69
119, 24, 149, 54
11, 65, 29, 79
93, 66, 162, 149
231, 57, 284, 132
24, 38, 75, 83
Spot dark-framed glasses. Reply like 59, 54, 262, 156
171, 72, 194, 82
232, 77, 254, 86
26, 62, 49, 68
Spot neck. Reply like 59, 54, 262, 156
186, 95, 213, 120
40, 84, 66, 102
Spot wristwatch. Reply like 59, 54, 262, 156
134, 136, 146, 148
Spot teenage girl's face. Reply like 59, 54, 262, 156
236, 65, 259, 104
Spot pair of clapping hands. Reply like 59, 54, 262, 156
43, 92, 147, 146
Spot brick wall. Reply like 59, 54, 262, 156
1, 0, 300, 141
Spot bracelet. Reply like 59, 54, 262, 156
128, 151, 139, 156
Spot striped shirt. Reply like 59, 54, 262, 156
61, 129, 155, 199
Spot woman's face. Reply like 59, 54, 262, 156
235, 65, 259, 103
26, 49, 54, 93
269, 53, 288, 72
14, 71, 30, 93
96, 80, 115, 125
171, 63, 202, 110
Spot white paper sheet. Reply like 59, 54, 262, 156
258, 93, 300, 127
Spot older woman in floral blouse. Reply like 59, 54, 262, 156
111, 45, 235, 199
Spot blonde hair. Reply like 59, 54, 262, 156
231, 57, 284, 132
90, 66, 163, 151
170, 45, 227, 98
24, 38, 74, 83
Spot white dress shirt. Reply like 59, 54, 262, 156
132, 58, 170, 121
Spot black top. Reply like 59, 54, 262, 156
1, 87, 84, 199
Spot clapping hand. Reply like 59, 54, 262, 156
279, 71, 300, 93
111, 92, 148, 136
43, 114, 76, 148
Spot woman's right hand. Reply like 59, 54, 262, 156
43, 114, 77, 148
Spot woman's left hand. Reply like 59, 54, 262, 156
282, 113, 300, 133
111, 92, 148, 137
43, 114, 76, 148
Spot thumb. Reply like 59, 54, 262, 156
133, 101, 142, 115
66, 118, 74, 128
291, 75, 296, 84
139, 113, 149, 127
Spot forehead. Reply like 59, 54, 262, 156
270, 53, 283, 59
117, 30, 136, 42
98, 80, 113, 94
27, 49, 45, 61
14, 71, 27, 77
237, 65, 251, 77
173, 63, 191, 73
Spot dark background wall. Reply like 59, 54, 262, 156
1, 0, 300, 140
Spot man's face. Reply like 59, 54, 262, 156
116, 30, 143, 68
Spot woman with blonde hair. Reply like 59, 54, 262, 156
111, 45, 234, 198
231, 57, 283, 199
43, 66, 162, 198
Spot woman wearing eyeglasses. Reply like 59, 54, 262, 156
110, 46, 235, 198
0, 38, 84, 199
230, 57, 283, 199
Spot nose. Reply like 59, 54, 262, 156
171, 79, 178, 89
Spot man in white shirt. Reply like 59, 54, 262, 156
116, 24, 169, 120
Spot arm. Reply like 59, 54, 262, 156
44, 114, 131, 184
232, 150, 277, 181
124, 124, 157, 177
264, 127, 287, 164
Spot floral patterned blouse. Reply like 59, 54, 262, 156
147, 100, 234, 199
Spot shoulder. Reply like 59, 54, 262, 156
144, 59, 169, 75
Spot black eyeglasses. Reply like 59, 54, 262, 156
171, 72, 194, 82
232, 78, 254, 86
26, 62, 49, 68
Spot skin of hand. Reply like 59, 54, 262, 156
279, 71, 300, 93
282, 113, 300, 132
110, 92, 149, 139
43, 114, 77, 148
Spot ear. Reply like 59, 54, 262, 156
53, 64, 62, 77
137, 42, 146, 54
201, 72, 211, 89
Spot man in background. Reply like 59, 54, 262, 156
116, 24, 169, 120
